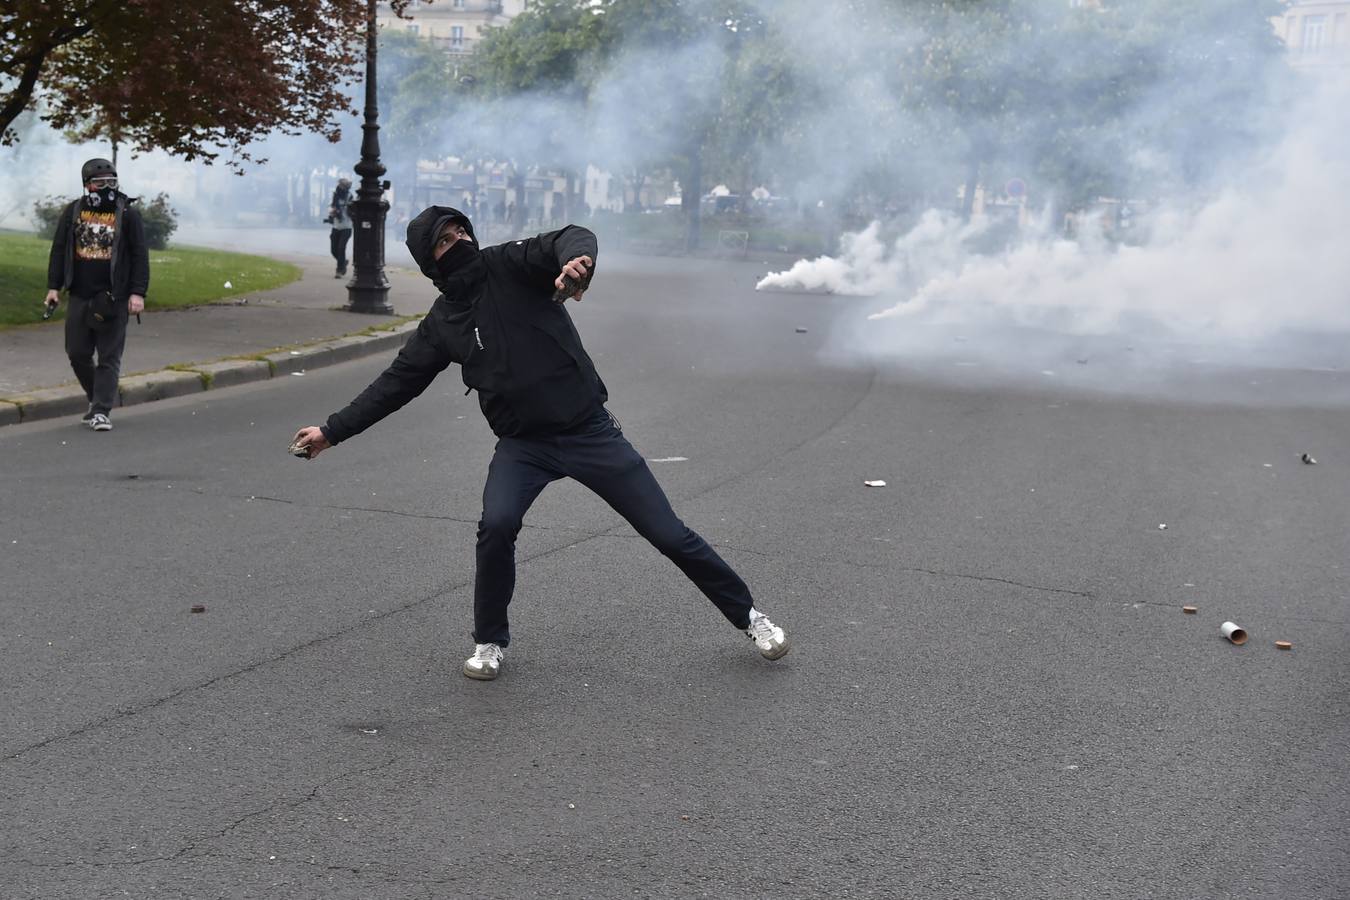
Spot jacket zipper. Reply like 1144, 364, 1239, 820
465, 326, 486, 395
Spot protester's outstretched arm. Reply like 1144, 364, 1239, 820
295, 315, 453, 457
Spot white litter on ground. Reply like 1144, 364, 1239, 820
648, 456, 689, 463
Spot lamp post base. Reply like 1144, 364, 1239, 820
345, 278, 393, 314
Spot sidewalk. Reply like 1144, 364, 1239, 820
0, 252, 433, 427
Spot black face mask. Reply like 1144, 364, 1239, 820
85, 187, 118, 209
434, 239, 480, 279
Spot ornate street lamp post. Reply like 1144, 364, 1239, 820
346, 0, 393, 314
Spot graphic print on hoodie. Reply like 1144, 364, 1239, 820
72, 205, 116, 297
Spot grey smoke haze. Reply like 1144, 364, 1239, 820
5, 0, 1336, 394
757, 67, 1349, 399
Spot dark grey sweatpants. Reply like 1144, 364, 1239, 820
64, 295, 128, 416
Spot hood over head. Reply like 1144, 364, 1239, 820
406, 205, 478, 282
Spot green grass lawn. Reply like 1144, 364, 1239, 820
0, 231, 302, 328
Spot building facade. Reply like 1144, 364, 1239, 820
376, 0, 526, 56
1275, 1, 1350, 67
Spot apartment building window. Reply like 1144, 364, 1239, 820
1302, 15, 1327, 52
453, 0, 465, 7
451, 25, 465, 47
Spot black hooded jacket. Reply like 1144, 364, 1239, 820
321, 206, 605, 443
46, 192, 150, 301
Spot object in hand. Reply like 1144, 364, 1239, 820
42, 301, 57, 320
288, 437, 312, 459
552, 273, 588, 303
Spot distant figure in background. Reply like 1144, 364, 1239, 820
328, 176, 353, 278
43, 157, 150, 433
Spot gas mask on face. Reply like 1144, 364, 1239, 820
86, 180, 119, 209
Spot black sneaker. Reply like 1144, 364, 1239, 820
89, 413, 113, 432
80, 406, 95, 424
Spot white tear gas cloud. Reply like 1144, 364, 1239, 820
759, 69, 1350, 359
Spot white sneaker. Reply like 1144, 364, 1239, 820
463, 642, 504, 680
745, 609, 790, 660
89, 413, 113, 432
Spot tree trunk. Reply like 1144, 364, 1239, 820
682, 146, 702, 253
961, 154, 980, 223
512, 168, 526, 232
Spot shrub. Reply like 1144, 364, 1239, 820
139, 192, 178, 249
32, 196, 72, 240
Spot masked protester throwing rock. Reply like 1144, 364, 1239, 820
44, 158, 150, 432
291, 207, 790, 680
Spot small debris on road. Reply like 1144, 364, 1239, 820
190, 604, 206, 614
1301, 453, 1317, 465
1220, 621, 1248, 645
1076, 358, 1089, 364
863, 480, 886, 487
291, 371, 305, 376
1182, 606, 1198, 614
1158, 523, 1167, 530
648, 456, 689, 463
567, 803, 575, 810
126, 474, 139, 480
360, 728, 379, 735
1275, 640, 1293, 650
1262, 463, 1273, 468
680, 815, 691, 821
795, 327, 808, 333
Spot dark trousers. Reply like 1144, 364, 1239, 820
474, 409, 754, 647
330, 228, 351, 271
64, 295, 128, 416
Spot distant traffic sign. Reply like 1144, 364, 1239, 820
1005, 178, 1027, 198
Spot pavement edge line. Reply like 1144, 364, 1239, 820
0, 319, 420, 428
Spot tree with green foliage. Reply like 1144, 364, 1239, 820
897, 0, 1289, 219
471, 0, 608, 228
1, 0, 419, 166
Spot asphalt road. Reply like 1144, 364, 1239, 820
3, 253, 1348, 899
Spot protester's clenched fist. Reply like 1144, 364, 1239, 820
291, 426, 331, 460
555, 255, 592, 301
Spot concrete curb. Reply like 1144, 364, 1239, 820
0, 319, 419, 427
